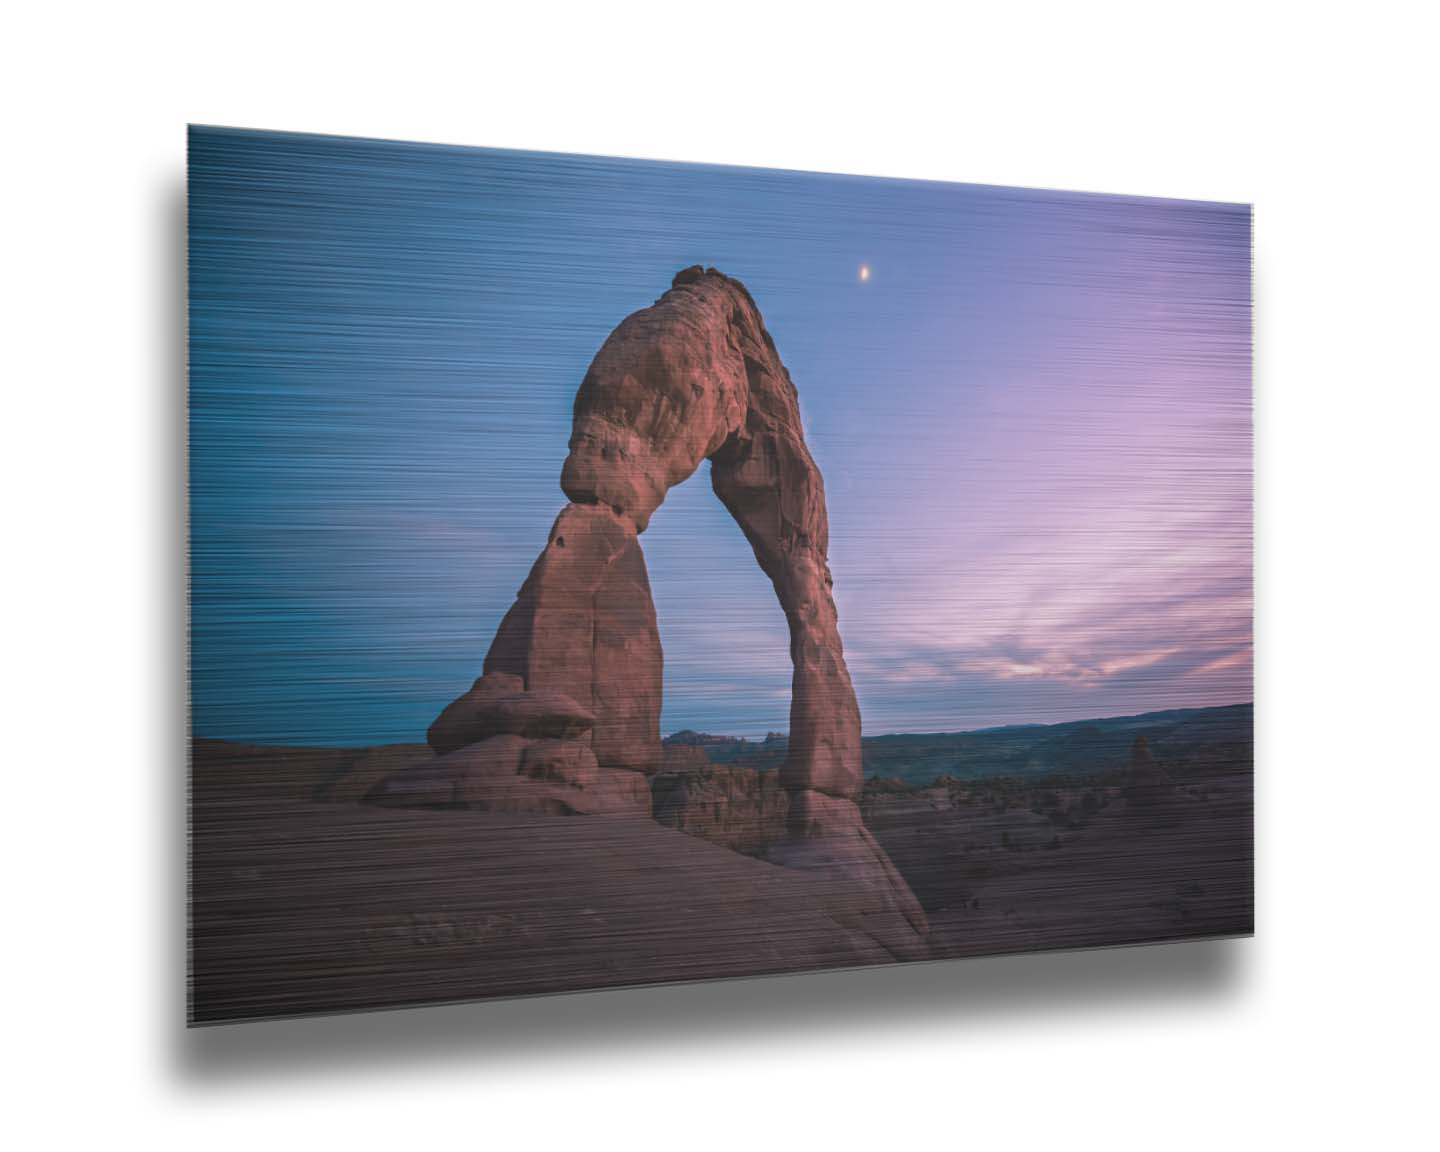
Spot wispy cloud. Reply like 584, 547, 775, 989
191, 130, 1249, 743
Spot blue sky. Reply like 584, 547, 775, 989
189, 126, 1251, 745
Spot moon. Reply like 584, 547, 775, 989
858, 264, 871, 282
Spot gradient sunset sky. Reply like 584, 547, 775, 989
189, 127, 1251, 745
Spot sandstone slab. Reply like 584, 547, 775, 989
368, 733, 650, 818
428, 681, 596, 755
772, 789, 930, 960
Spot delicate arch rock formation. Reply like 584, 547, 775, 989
372, 268, 926, 954
560, 265, 866, 804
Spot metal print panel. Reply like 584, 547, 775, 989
187, 126, 1253, 1024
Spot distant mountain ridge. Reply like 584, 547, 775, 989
666, 702, 1253, 787
663, 729, 787, 748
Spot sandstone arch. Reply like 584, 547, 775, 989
559, 265, 863, 810
380, 267, 925, 953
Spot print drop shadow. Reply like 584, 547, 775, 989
174, 939, 1245, 1083
163, 175, 1247, 1085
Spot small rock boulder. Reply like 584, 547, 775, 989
427, 676, 596, 754
365, 733, 651, 818
367, 734, 529, 808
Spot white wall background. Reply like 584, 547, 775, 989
5, 2, 1436, 1147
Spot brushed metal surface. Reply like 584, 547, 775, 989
187, 127, 1252, 1024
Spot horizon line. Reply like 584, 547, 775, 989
192, 697, 1255, 752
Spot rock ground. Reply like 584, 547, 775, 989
191, 739, 1251, 1022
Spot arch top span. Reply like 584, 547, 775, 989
560, 266, 807, 534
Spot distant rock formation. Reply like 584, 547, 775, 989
1130, 734, 1154, 770
652, 758, 791, 858
664, 730, 749, 748
662, 729, 789, 751
1122, 734, 1173, 817
374, 267, 925, 953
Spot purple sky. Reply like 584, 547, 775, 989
191, 129, 1251, 744
641, 188, 1252, 736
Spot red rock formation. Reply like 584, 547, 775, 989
427, 673, 596, 754
561, 267, 865, 807
395, 268, 925, 952
368, 733, 653, 817
651, 757, 791, 858
481, 502, 663, 776
566, 267, 923, 946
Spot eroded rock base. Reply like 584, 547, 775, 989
367, 733, 651, 817
371, 679, 650, 818
771, 791, 930, 960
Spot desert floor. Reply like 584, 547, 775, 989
190, 741, 1252, 1023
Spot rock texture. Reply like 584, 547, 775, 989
651, 757, 790, 858
774, 789, 929, 958
560, 267, 864, 807
484, 502, 663, 778
367, 734, 650, 817
428, 675, 596, 754
385, 267, 925, 946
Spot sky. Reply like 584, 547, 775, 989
189, 126, 1252, 746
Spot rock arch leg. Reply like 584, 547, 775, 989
711, 417, 929, 957
708, 409, 862, 806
